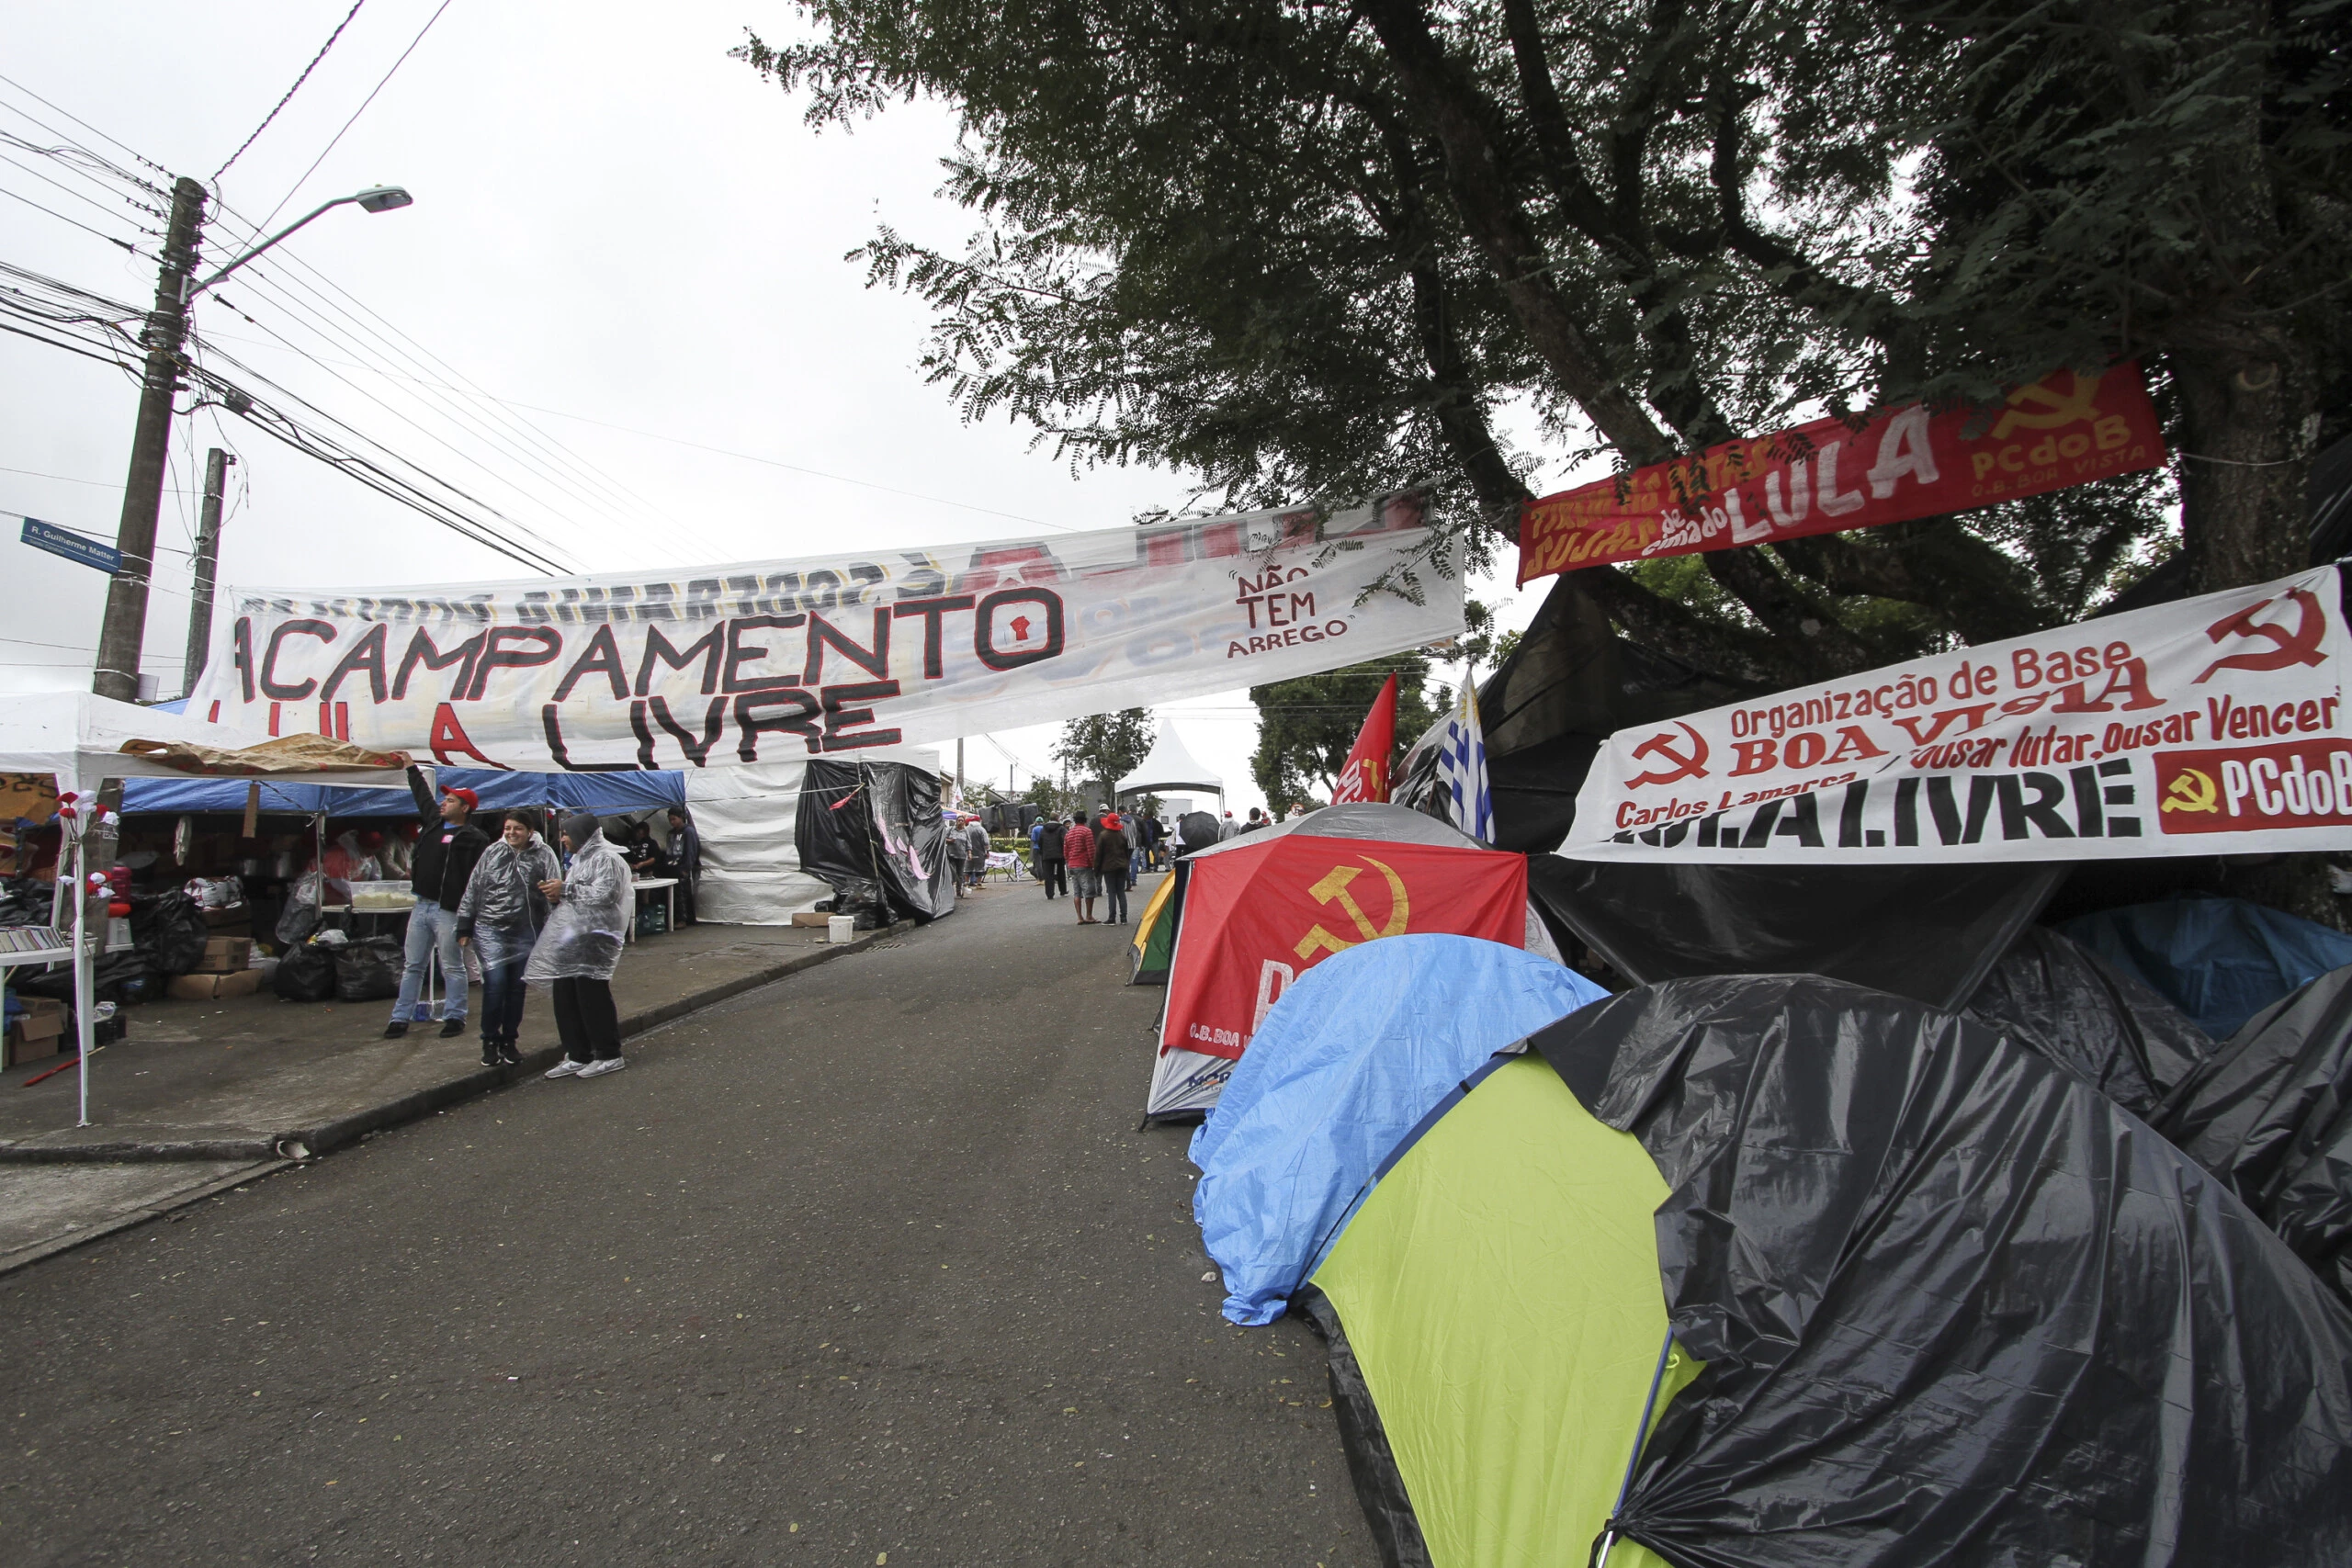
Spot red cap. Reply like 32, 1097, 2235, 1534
443, 787, 481, 812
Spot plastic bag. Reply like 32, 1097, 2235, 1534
523, 836, 630, 985
276, 870, 323, 946
272, 942, 337, 1002
332, 936, 404, 1002
130, 889, 211, 977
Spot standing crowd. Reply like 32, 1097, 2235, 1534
378, 767, 703, 1080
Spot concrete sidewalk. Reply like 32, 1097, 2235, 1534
0, 915, 909, 1163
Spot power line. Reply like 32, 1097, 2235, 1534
0, 182, 144, 253
198, 198, 735, 563
504, 398, 1081, 534
213, 0, 368, 181
254, 0, 452, 233
0, 130, 167, 212
0, 465, 198, 496
189, 298, 589, 570
2, 254, 572, 573
0, 71, 176, 184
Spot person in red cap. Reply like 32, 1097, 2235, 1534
386, 766, 489, 1040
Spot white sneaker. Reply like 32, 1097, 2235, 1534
574, 1057, 627, 1079
544, 1059, 587, 1079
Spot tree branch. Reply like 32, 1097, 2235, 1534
1357, 0, 1677, 465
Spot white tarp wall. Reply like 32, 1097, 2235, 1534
684, 744, 942, 925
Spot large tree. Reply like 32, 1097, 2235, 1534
1250, 652, 1442, 806
1051, 707, 1157, 796
745, 0, 2347, 686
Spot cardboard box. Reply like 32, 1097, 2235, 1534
790, 911, 834, 928
6, 1000, 63, 1066
202, 907, 253, 931
167, 969, 263, 1001
195, 936, 253, 974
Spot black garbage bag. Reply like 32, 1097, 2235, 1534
0, 875, 55, 928
2155, 964, 2352, 1308
1531, 975, 2352, 1568
332, 936, 404, 1002
129, 889, 211, 977
13, 950, 159, 1007
1965, 925, 2212, 1119
272, 942, 338, 1003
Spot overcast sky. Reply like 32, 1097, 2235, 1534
1, 2, 1563, 813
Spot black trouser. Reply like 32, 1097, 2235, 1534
1102, 874, 1129, 923
550, 976, 621, 1062
1040, 859, 1066, 897
481, 962, 527, 1044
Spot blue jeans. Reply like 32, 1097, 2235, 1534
1102, 876, 1129, 923
480, 962, 526, 1043
392, 897, 467, 1022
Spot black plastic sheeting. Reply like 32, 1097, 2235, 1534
1532, 975, 2352, 1568
795, 758, 955, 925
2154, 964, 2352, 1309
332, 936, 404, 1002
1963, 926, 2212, 1120
1294, 1287, 1432, 1568
1528, 857, 2063, 1010
273, 944, 336, 1002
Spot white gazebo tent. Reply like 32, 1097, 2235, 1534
0, 692, 409, 1126
1115, 719, 1224, 806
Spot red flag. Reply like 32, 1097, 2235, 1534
1329, 673, 1397, 804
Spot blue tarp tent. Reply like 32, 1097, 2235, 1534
2060, 895, 2352, 1038
120, 769, 684, 818
126, 698, 684, 817
1189, 934, 1606, 1325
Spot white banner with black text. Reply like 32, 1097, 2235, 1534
1563, 566, 2352, 863
185, 496, 1459, 772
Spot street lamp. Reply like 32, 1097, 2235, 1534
187, 185, 414, 299
89, 182, 415, 705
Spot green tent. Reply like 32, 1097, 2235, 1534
1127, 862, 1185, 985
1308, 1055, 1699, 1568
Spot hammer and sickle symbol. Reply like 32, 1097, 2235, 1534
2162, 769, 2219, 815
1626, 722, 1711, 788
2195, 588, 2328, 683
1990, 368, 2105, 440
1294, 856, 1411, 961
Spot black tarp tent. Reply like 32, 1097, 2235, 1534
793, 756, 956, 926
1521, 974, 2352, 1567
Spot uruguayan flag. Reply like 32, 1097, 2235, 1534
1434, 683, 1494, 843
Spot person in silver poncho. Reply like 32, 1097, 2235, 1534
530, 811, 634, 1081
453, 810, 562, 1068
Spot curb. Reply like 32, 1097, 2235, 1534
0, 919, 913, 1165
0, 1158, 292, 1279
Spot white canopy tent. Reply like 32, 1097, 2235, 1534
1115, 720, 1224, 805
0, 692, 409, 1126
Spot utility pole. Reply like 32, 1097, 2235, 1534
181, 447, 234, 695
956, 738, 965, 807
93, 175, 206, 705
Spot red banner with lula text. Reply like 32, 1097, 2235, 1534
1516, 364, 2166, 586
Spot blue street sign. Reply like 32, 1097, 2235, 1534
17, 517, 121, 574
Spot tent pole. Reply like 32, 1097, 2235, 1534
1596, 1330, 1677, 1568
70, 816, 93, 1127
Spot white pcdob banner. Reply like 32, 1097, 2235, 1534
1566, 566, 2352, 863
185, 498, 1460, 771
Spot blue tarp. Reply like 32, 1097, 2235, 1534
130, 697, 685, 816
2060, 895, 2352, 1038
1189, 934, 1607, 1325
121, 768, 685, 818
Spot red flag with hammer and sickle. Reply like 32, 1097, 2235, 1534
1329, 673, 1398, 804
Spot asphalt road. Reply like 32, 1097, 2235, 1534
2, 874, 1375, 1567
